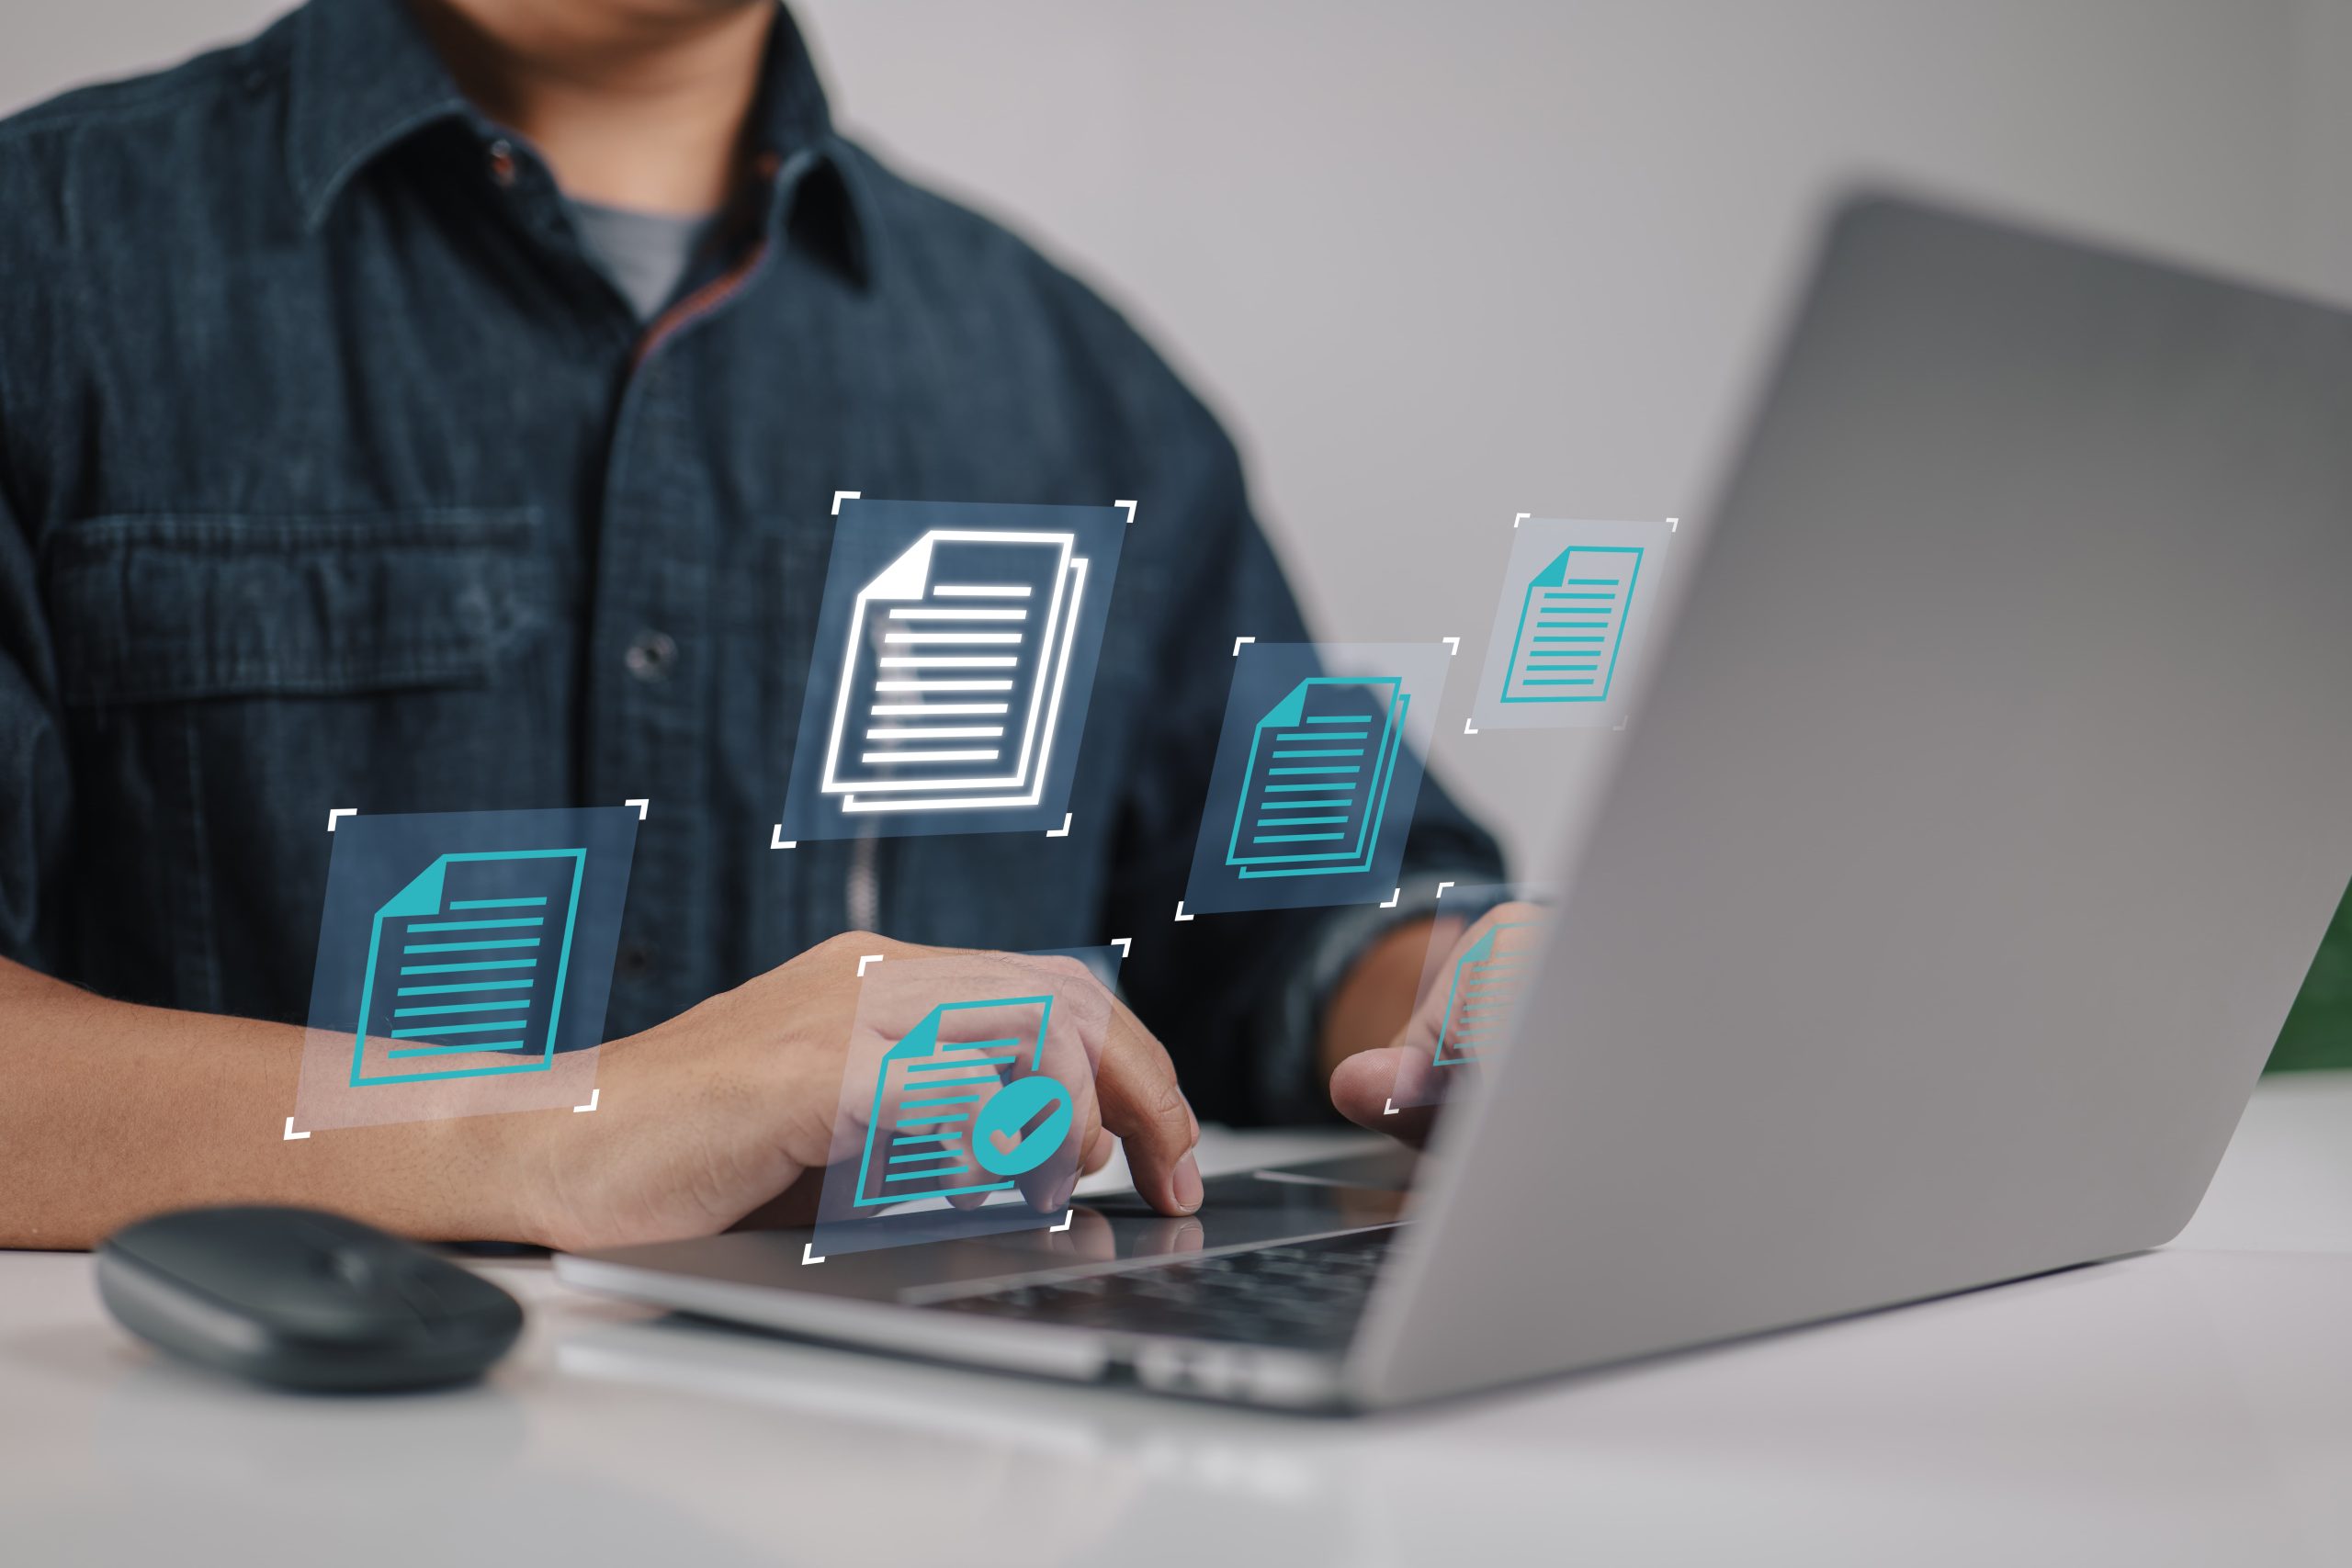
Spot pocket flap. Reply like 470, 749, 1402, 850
45, 510, 549, 705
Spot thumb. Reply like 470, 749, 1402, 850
1329, 1046, 1440, 1148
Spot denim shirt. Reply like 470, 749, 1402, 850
0, 0, 1503, 1122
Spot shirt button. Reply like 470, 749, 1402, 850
487, 138, 518, 187
624, 629, 677, 682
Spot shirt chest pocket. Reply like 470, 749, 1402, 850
43, 512, 562, 1014
48, 511, 551, 701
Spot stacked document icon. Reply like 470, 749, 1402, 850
820, 529, 1089, 816
1432, 919, 1543, 1066
854, 997, 1054, 1207
352, 850, 585, 1087
1499, 545, 1645, 704
1225, 677, 1408, 880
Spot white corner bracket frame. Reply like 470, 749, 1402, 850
856, 953, 886, 978
1232, 636, 1255, 658
1051, 1211, 1076, 1234
1512, 512, 1531, 529
771, 825, 797, 850
1046, 813, 1073, 839
326, 807, 356, 833
1442, 636, 1460, 657
624, 798, 650, 820
1114, 499, 1137, 526
801, 1243, 825, 1266
1112, 937, 1133, 958
1435, 881, 1455, 899
283, 1117, 311, 1141
1173, 901, 1194, 923
573, 1089, 600, 1114
831, 490, 861, 516
1379, 888, 1402, 909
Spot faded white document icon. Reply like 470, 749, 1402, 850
820, 530, 1090, 815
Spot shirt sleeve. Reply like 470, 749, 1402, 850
0, 134, 73, 975
0, 467, 71, 975
1097, 408, 1507, 1126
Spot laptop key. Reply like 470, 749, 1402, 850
926, 1228, 1398, 1349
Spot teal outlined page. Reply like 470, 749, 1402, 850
1225, 677, 1408, 880
351, 849, 586, 1088
1432, 920, 1543, 1066
1499, 546, 1644, 704
852, 996, 1055, 1207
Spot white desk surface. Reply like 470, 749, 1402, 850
9, 1077, 2352, 1567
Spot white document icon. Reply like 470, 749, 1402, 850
820, 530, 1089, 815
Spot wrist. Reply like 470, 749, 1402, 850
485, 1099, 571, 1248
485, 1043, 639, 1250
502, 1030, 676, 1250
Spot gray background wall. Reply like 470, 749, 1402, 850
9, 0, 2350, 874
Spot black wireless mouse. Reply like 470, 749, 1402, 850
96, 1205, 524, 1392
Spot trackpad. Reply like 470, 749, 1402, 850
1250, 1145, 1417, 1192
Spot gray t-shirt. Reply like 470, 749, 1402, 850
565, 197, 721, 321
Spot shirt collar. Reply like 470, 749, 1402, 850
741, 5, 876, 286
282, 0, 872, 284
282, 0, 470, 230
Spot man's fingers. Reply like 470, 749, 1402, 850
1007, 1002, 1103, 1211
1091, 1006, 1202, 1215
836, 947, 1189, 1217
1331, 1046, 1440, 1148
1390, 899, 1550, 1089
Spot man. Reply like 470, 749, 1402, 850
0, 0, 1512, 1249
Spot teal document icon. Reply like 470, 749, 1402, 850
1225, 677, 1408, 879
352, 850, 587, 1087
1499, 546, 1645, 703
1432, 920, 1543, 1066
854, 997, 1057, 1208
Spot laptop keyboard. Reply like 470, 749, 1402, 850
924, 1227, 1397, 1350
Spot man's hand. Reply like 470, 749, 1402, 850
1328, 902, 1547, 1147
521, 931, 1202, 1252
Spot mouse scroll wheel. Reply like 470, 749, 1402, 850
326, 1247, 379, 1292
325, 1248, 447, 1325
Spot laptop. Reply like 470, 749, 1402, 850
555, 193, 2352, 1411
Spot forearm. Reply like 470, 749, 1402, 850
0, 957, 539, 1249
